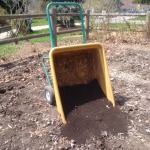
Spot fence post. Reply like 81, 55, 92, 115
146, 11, 150, 38
85, 10, 90, 40
50, 8, 57, 46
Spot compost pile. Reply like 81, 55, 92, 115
60, 80, 128, 144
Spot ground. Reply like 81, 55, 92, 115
0, 37, 150, 150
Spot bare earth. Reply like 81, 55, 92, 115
0, 38, 150, 150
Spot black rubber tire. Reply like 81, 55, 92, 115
44, 86, 55, 105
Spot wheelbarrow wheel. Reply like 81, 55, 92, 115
44, 86, 55, 105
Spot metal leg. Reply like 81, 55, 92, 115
42, 56, 51, 86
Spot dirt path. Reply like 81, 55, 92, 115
0, 41, 150, 149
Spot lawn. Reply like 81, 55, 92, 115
109, 23, 144, 29
0, 29, 82, 57
0, 44, 18, 57
129, 16, 146, 21
32, 18, 48, 27
29, 29, 81, 43
96, 22, 144, 30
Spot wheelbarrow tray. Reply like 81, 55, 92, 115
49, 43, 115, 124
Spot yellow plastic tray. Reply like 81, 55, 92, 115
49, 43, 115, 124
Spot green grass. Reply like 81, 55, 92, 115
29, 36, 50, 43
0, 44, 18, 57
30, 28, 49, 34
108, 23, 144, 29
29, 29, 82, 43
129, 16, 146, 21
28, 28, 59, 43
0, 30, 82, 57
15, 28, 50, 43
32, 18, 48, 27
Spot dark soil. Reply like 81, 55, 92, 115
0, 42, 149, 149
60, 80, 128, 144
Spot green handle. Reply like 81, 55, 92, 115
46, 2, 86, 48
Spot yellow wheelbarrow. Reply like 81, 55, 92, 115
42, 2, 115, 124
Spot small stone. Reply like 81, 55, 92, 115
50, 119, 56, 125
96, 140, 103, 147
7, 85, 13, 91
0, 88, 6, 94
128, 108, 133, 112
106, 105, 110, 109
19, 85, 25, 89
53, 141, 57, 145
36, 75, 41, 79
47, 122, 51, 126
71, 142, 75, 148
64, 143, 71, 149
145, 120, 149, 124
71, 140, 76, 148
146, 129, 150, 133
14, 111, 23, 117
37, 53, 42, 57
101, 131, 108, 137
24, 67, 30, 73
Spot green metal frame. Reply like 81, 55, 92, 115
42, 2, 87, 86
46, 2, 87, 48
42, 56, 51, 85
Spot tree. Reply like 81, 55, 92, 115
44, 0, 85, 27
37, 0, 84, 12
83, 0, 122, 12
0, 0, 32, 36
49, 0, 83, 3
0, 0, 30, 14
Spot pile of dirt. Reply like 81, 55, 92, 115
0, 42, 149, 149
60, 80, 128, 144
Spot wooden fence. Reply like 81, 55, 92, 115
0, 11, 149, 45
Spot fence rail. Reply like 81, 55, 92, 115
0, 25, 11, 33
0, 12, 88, 45
0, 13, 146, 20
1, 28, 82, 44
0, 11, 149, 45
91, 13, 146, 16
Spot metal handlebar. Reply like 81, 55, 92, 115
46, 2, 86, 48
